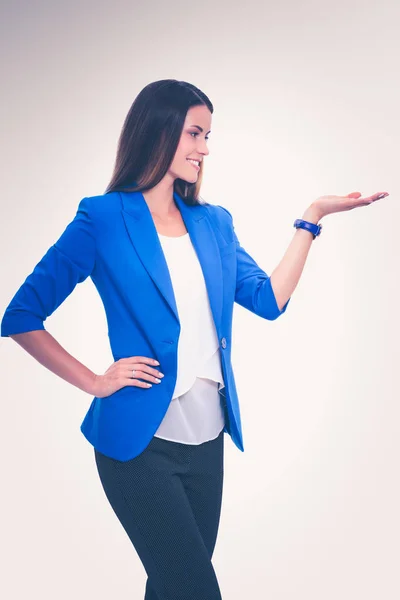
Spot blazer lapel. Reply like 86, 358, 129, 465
119, 190, 223, 331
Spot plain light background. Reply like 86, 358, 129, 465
1, 0, 399, 598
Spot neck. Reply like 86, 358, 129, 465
142, 178, 178, 218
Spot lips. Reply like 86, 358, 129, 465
187, 159, 200, 170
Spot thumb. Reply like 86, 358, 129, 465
347, 191, 362, 198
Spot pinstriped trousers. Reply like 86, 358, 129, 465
94, 429, 224, 600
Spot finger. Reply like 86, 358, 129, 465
373, 192, 389, 200
119, 356, 160, 366
124, 368, 162, 383
123, 363, 162, 377
362, 192, 389, 204
124, 378, 153, 388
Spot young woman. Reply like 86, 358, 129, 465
1, 79, 389, 600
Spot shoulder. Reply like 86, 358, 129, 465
203, 201, 235, 243
81, 191, 120, 216
76, 192, 122, 231
203, 201, 233, 223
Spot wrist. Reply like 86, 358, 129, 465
84, 372, 99, 396
301, 204, 323, 224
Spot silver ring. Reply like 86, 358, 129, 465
132, 369, 136, 377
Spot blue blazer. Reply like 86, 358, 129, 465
1, 189, 290, 461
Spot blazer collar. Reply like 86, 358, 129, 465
119, 189, 223, 330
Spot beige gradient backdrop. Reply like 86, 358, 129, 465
1, 0, 399, 598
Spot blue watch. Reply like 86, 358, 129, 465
293, 218, 322, 239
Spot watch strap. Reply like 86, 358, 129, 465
293, 218, 322, 239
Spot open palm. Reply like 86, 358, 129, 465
314, 191, 390, 219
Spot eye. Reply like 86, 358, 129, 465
190, 132, 209, 140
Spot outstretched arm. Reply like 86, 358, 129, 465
270, 204, 322, 312
270, 191, 389, 311
220, 190, 389, 320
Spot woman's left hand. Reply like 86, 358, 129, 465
312, 191, 390, 220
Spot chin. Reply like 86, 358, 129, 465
180, 176, 198, 185
187, 171, 199, 182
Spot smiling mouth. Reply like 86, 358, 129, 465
187, 160, 200, 170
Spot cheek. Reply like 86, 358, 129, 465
175, 136, 194, 160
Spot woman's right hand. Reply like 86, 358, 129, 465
92, 356, 164, 398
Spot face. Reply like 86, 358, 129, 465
168, 104, 212, 183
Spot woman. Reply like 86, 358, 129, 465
1, 79, 389, 600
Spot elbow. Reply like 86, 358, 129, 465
262, 279, 291, 320
1, 311, 46, 338
267, 298, 290, 320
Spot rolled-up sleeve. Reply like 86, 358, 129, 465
217, 205, 290, 321
1, 197, 96, 337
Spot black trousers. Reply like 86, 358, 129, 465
94, 429, 224, 600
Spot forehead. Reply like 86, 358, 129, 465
184, 105, 212, 129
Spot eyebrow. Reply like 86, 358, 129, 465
190, 125, 211, 134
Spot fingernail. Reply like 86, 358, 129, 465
154, 360, 159, 365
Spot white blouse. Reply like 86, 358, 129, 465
153, 231, 226, 445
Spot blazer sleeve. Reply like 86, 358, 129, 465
1, 196, 96, 337
217, 205, 291, 321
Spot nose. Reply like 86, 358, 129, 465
200, 140, 210, 156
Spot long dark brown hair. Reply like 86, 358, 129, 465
105, 80, 214, 206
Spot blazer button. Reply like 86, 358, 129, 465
221, 337, 227, 349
